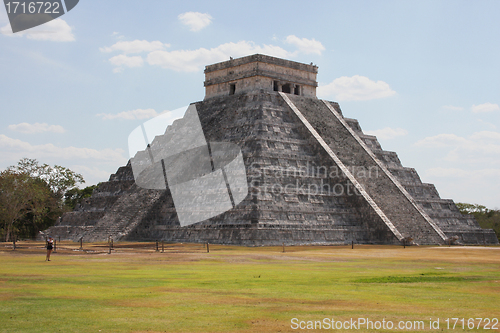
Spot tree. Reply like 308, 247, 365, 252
0, 170, 32, 241
21, 177, 61, 239
64, 184, 98, 210
455, 202, 488, 214
0, 158, 85, 241
9, 158, 85, 202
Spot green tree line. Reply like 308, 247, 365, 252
456, 202, 500, 241
0, 158, 96, 241
2, 158, 498, 242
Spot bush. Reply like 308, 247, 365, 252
457, 203, 500, 241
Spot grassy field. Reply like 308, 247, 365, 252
1, 241, 499, 333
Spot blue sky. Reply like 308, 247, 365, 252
1, 0, 499, 208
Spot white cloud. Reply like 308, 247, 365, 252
426, 167, 493, 178
442, 105, 464, 111
416, 133, 500, 208
285, 35, 325, 55
0, 23, 15, 36
70, 165, 115, 185
1, 19, 75, 42
471, 103, 500, 113
317, 75, 396, 101
415, 133, 467, 148
101, 37, 330, 73
8, 122, 65, 134
109, 55, 144, 68
110, 31, 125, 40
476, 119, 496, 130
100, 40, 168, 54
422, 167, 500, 209
415, 131, 500, 165
0, 134, 126, 164
147, 41, 291, 72
178, 12, 213, 32
365, 127, 408, 140
97, 109, 158, 120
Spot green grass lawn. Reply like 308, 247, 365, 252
1, 242, 499, 332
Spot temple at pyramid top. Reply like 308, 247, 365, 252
204, 54, 318, 99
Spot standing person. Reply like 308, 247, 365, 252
46, 237, 54, 261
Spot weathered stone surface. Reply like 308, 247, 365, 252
46, 54, 498, 245
204, 54, 318, 99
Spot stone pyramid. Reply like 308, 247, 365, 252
48, 54, 498, 245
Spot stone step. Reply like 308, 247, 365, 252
284, 94, 447, 244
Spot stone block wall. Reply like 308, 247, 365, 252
204, 54, 318, 99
